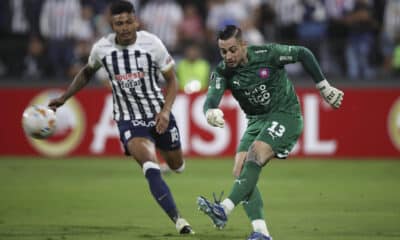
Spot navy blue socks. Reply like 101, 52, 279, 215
143, 162, 179, 222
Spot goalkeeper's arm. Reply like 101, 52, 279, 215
203, 70, 227, 128
298, 47, 344, 109
203, 95, 225, 128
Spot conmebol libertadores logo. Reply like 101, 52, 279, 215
388, 97, 400, 151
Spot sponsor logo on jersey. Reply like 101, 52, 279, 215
259, 67, 269, 79
115, 72, 145, 81
115, 72, 145, 89
388, 97, 400, 151
26, 90, 85, 157
244, 84, 271, 106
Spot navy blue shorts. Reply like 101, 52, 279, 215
117, 114, 181, 155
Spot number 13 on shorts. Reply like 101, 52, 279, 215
260, 114, 303, 158
267, 121, 286, 139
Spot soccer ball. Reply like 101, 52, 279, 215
22, 105, 56, 139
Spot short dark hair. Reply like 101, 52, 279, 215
110, 0, 135, 15
217, 25, 242, 41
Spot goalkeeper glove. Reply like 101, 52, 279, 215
316, 80, 344, 109
205, 108, 225, 128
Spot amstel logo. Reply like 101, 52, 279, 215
388, 97, 400, 151
26, 90, 85, 157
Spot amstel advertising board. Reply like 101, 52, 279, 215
1, 88, 399, 158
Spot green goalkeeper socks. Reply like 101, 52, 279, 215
243, 186, 264, 220
228, 161, 262, 205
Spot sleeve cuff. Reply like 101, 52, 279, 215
316, 79, 329, 90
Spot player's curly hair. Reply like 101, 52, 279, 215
217, 25, 242, 41
110, 0, 135, 15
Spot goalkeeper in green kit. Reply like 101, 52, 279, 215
197, 25, 344, 240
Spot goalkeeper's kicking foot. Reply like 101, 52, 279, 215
176, 218, 195, 234
197, 196, 227, 229
247, 231, 272, 240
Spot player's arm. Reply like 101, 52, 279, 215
161, 68, 177, 114
152, 34, 179, 134
274, 44, 344, 109
155, 67, 178, 134
147, 33, 180, 133
203, 71, 227, 128
48, 64, 99, 111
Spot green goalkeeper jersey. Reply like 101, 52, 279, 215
204, 44, 325, 117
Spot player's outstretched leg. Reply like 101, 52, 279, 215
143, 161, 194, 234
197, 195, 228, 229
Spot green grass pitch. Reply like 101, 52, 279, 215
0, 157, 399, 240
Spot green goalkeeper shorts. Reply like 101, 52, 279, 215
237, 112, 303, 159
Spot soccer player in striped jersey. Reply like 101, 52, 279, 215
197, 25, 344, 240
48, 0, 193, 234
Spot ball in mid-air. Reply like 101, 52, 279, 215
22, 105, 56, 139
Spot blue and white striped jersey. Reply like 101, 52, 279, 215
88, 31, 175, 121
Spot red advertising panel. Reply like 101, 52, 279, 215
1, 88, 399, 158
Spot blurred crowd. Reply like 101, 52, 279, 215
0, 0, 399, 88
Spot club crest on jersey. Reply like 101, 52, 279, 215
259, 68, 269, 79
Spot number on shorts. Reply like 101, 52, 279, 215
267, 121, 286, 138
